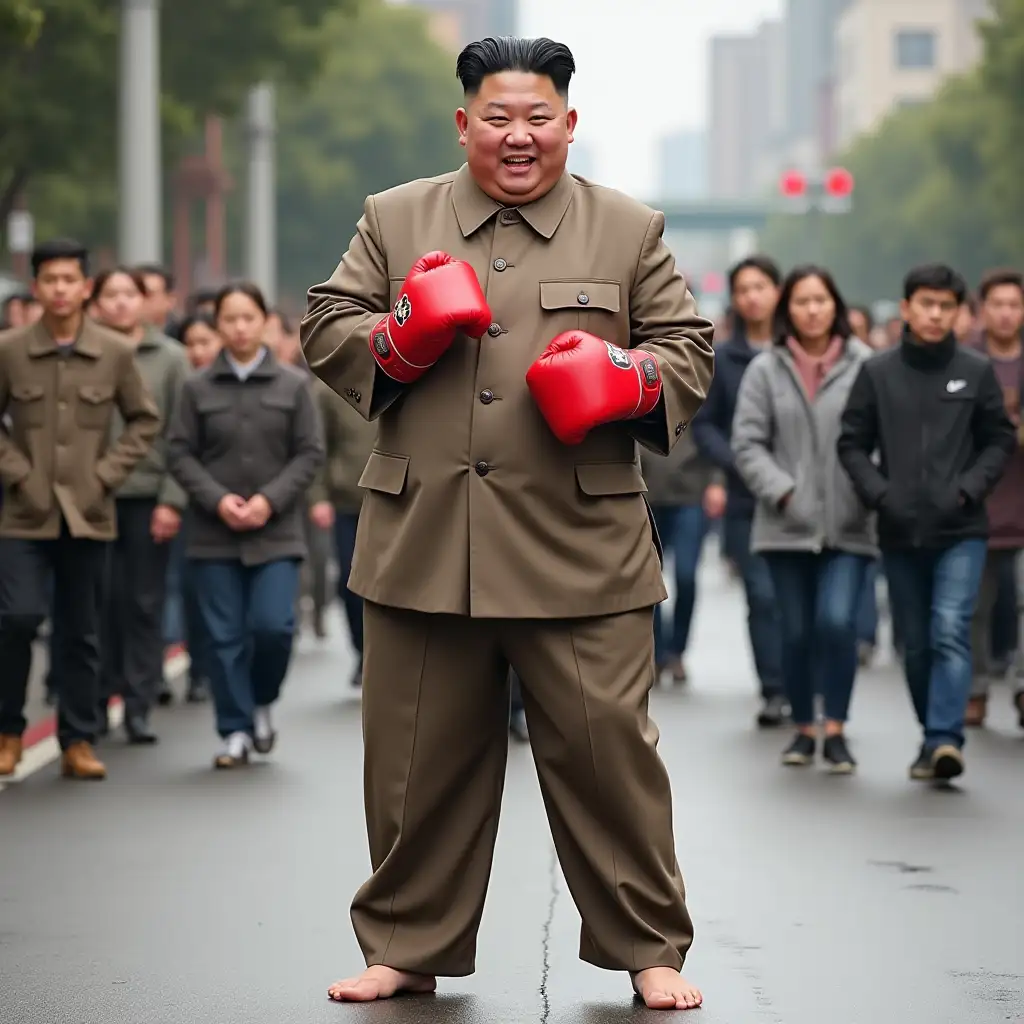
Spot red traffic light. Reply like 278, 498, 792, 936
824, 167, 854, 197
779, 170, 807, 198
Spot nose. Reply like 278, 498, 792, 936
505, 123, 533, 146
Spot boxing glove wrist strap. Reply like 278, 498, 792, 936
622, 346, 662, 419
369, 315, 434, 385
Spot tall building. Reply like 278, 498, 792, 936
835, 0, 991, 146
657, 130, 706, 201
395, 0, 517, 52
706, 19, 786, 198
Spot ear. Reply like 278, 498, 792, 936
455, 108, 469, 148
899, 298, 911, 322
83, 277, 95, 302
566, 107, 578, 143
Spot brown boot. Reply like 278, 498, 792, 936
0, 735, 23, 776
60, 741, 107, 780
965, 694, 987, 728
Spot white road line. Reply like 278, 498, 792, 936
0, 651, 191, 792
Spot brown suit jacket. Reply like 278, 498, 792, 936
301, 165, 715, 618
0, 318, 160, 541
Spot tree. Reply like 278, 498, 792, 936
273, 2, 464, 298
0, 0, 358, 227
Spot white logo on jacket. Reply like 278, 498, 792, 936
946, 379, 967, 393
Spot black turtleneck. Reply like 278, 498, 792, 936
898, 327, 957, 372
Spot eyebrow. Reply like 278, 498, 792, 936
481, 101, 554, 113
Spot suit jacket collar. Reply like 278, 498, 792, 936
452, 163, 576, 240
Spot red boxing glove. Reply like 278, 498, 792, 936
526, 331, 662, 445
370, 251, 491, 384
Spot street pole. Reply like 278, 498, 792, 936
118, 0, 162, 264
245, 82, 276, 304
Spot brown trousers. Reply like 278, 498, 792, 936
350, 601, 693, 977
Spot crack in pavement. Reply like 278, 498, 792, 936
539, 842, 560, 1023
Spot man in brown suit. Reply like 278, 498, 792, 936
0, 239, 160, 780
301, 38, 714, 1011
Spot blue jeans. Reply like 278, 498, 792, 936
723, 515, 783, 698
651, 503, 707, 662
332, 511, 364, 656
190, 558, 300, 738
765, 550, 869, 725
162, 531, 186, 646
883, 539, 987, 751
856, 558, 879, 646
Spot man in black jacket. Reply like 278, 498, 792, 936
838, 263, 1015, 782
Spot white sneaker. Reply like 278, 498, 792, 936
253, 706, 276, 755
214, 731, 252, 769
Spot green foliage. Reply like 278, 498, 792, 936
0, 0, 358, 234
760, 2, 1024, 301
273, 1, 464, 298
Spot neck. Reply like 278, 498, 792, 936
797, 334, 831, 357
229, 345, 262, 366
745, 319, 772, 344
987, 332, 1021, 358
42, 309, 83, 344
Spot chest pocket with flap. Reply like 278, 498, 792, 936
75, 384, 114, 430
10, 384, 46, 429
540, 280, 622, 337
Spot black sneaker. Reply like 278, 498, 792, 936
757, 694, 790, 728
909, 745, 933, 781
781, 733, 816, 766
931, 744, 964, 781
822, 734, 856, 774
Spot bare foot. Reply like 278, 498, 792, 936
632, 967, 703, 1010
327, 965, 437, 1002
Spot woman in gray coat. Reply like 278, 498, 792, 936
732, 266, 877, 773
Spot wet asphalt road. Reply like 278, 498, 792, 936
1, 552, 1023, 1024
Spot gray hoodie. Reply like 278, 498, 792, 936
731, 338, 877, 557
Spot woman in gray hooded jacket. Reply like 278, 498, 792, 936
732, 265, 877, 773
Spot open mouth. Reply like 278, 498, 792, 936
502, 155, 535, 169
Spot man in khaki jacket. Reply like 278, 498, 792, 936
302, 38, 714, 1011
0, 239, 160, 781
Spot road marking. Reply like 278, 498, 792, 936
0, 649, 190, 792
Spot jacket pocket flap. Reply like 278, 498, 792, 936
358, 450, 409, 495
540, 281, 620, 313
78, 384, 114, 404
575, 461, 647, 496
260, 394, 295, 410
11, 384, 44, 401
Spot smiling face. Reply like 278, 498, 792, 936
456, 70, 577, 206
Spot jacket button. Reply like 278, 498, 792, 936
479, 389, 494, 404
475, 461, 490, 477
493, 258, 507, 272
487, 323, 502, 337
577, 292, 589, 305
353, 391, 361, 402
675, 422, 683, 436
499, 209, 520, 225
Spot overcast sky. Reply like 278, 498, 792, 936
519, 0, 783, 198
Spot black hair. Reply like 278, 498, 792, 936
456, 37, 575, 97
31, 238, 89, 279
174, 311, 216, 342
850, 304, 874, 331
134, 263, 175, 292
92, 266, 148, 300
728, 255, 781, 294
268, 307, 293, 333
187, 288, 219, 313
978, 267, 1024, 302
774, 264, 852, 343
213, 281, 268, 320
903, 263, 967, 304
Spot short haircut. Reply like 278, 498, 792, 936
728, 255, 781, 294
134, 263, 175, 292
850, 304, 874, 331
456, 37, 575, 97
173, 311, 216, 342
213, 281, 268, 320
187, 288, 219, 313
903, 263, 967, 304
92, 266, 148, 300
31, 238, 89, 278
978, 267, 1024, 302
